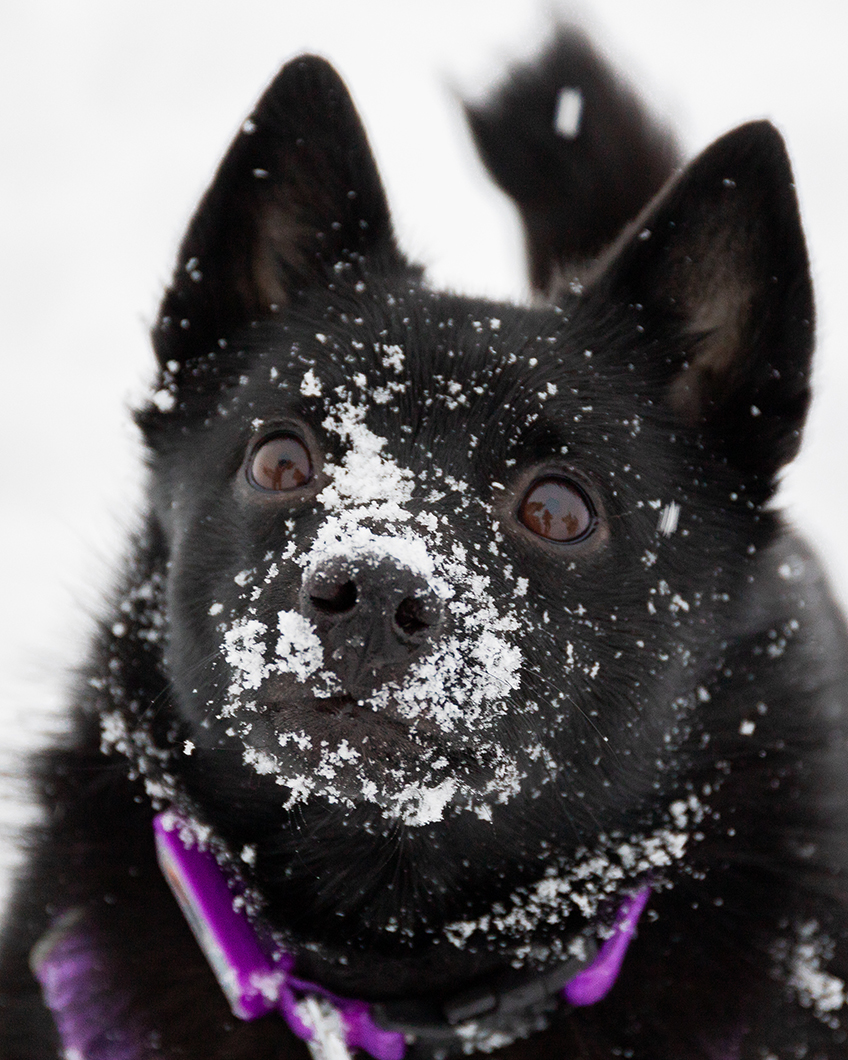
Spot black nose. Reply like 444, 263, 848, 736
300, 553, 444, 697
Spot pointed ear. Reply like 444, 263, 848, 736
586, 121, 814, 480
153, 56, 405, 367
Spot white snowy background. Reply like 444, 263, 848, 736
1, 0, 847, 903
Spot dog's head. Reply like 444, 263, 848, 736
133, 57, 812, 954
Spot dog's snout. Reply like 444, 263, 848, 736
301, 553, 443, 696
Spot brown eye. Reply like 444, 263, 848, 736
248, 434, 313, 491
519, 476, 595, 542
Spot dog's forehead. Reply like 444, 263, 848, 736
236, 286, 627, 473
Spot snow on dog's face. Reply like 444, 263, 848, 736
212, 342, 529, 826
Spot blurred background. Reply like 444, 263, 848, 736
1, 0, 846, 900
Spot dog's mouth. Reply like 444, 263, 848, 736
221, 678, 521, 825
266, 687, 469, 768
309, 694, 361, 717
270, 689, 443, 736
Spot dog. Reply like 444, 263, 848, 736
2, 27, 848, 1060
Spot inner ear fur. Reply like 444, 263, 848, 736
586, 120, 814, 480
153, 55, 405, 370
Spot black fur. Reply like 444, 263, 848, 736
2, 29, 848, 1059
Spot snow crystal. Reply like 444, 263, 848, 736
152, 388, 175, 412
300, 369, 322, 396
554, 87, 583, 138
657, 501, 680, 536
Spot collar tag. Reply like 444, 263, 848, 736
153, 810, 406, 1059
154, 810, 282, 1020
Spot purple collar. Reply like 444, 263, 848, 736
32, 809, 650, 1060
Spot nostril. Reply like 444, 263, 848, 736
309, 580, 358, 615
395, 596, 433, 637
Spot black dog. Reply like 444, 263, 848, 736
2, 29, 848, 1059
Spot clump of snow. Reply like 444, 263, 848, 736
774, 920, 847, 1028
391, 777, 458, 827
222, 612, 325, 716
274, 612, 325, 681
223, 619, 269, 694
318, 395, 415, 511
296, 997, 350, 1059
554, 87, 583, 138
380, 343, 405, 373
777, 554, 806, 581
300, 369, 322, 396
152, 388, 176, 412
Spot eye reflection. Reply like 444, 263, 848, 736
519, 477, 595, 542
248, 434, 313, 491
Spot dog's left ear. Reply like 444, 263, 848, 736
153, 56, 404, 369
586, 121, 813, 480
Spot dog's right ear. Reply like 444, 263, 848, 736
152, 56, 404, 370
581, 120, 814, 482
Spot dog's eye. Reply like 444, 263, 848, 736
519, 477, 595, 542
248, 434, 313, 491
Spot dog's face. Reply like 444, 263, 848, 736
156, 290, 702, 828
136, 58, 812, 956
